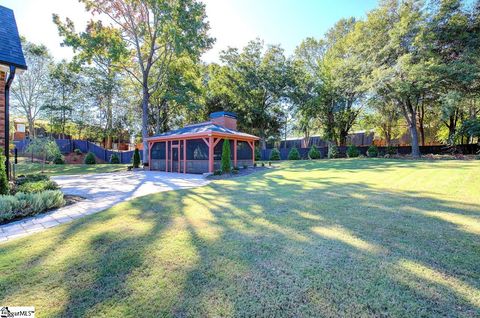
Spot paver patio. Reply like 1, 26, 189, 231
0, 171, 209, 242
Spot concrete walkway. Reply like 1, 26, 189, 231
0, 171, 210, 243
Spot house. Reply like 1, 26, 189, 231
146, 112, 259, 174
0, 5, 27, 177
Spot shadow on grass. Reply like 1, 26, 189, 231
0, 160, 479, 317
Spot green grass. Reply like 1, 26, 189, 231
1, 159, 479, 317
14, 160, 129, 176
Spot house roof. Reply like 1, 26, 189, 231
148, 121, 259, 140
0, 6, 27, 70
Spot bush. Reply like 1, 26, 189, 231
16, 180, 59, 194
346, 145, 359, 158
53, 153, 65, 164
221, 139, 231, 173
308, 145, 321, 159
243, 164, 248, 169
0, 150, 8, 195
328, 143, 338, 159
232, 169, 239, 175
213, 169, 222, 176
16, 174, 48, 185
386, 145, 397, 155
133, 148, 141, 168
367, 145, 379, 157
269, 148, 281, 160
255, 147, 261, 161
288, 147, 301, 160
261, 162, 265, 167
74, 148, 82, 155
84, 152, 96, 164
0, 190, 65, 223
110, 152, 120, 164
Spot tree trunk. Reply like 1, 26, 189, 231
141, 86, 149, 164
409, 121, 421, 158
401, 99, 420, 158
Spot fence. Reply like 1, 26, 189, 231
14, 139, 143, 164
260, 144, 480, 161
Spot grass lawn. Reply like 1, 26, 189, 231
1, 159, 479, 317
14, 159, 129, 176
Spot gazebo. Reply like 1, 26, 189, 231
0, 5, 27, 178
146, 112, 259, 174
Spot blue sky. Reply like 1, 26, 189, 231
1, 0, 379, 62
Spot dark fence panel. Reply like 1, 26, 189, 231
15, 139, 143, 164
261, 144, 479, 160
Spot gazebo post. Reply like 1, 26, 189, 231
233, 139, 237, 167
165, 141, 168, 172
183, 139, 186, 174
208, 136, 214, 173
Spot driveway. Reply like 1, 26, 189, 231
0, 171, 209, 242
52, 171, 210, 201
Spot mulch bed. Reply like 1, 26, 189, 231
206, 166, 273, 180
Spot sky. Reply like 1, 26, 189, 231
1, 0, 379, 63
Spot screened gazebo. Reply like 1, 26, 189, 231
146, 112, 259, 174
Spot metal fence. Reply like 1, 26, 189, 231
14, 139, 143, 164
261, 144, 479, 160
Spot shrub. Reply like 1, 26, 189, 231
232, 169, 239, 175
0, 150, 8, 195
386, 145, 397, 155
110, 152, 120, 164
0, 190, 65, 223
84, 152, 96, 164
221, 139, 232, 173
269, 148, 281, 160
133, 148, 141, 168
16, 174, 48, 185
288, 147, 301, 160
367, 145, 379, 157
261, 162, 265, 167
253, 163, 257, 167
346, 145, 359, 158
213, 169, 222, 176
233, 166, 239, 171
16, 180, 59, 194
243, 164, 248, 169
255, 147, 261, 161
308, 145, 321, 159
74, 148, 82, 155
53, 153, 65, 164
328, 143, 338, 159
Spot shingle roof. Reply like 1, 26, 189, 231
149, 122, 258, 139
0, 6, 27, 70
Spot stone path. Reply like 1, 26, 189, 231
0, 171, 209, 243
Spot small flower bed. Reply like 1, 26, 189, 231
0, 174, 66, 224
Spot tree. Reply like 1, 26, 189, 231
220, 39, 288, 149
54, 16, 129, 148
11, 39, 53, 137
221, 139, 231, 173
79, 0, 214, 160
43, 61, 82, 138
133, 148, 141, 168
356, 0, 430, 158
26, 138, 62, 173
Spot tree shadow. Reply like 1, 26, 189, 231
0, 160, 479, 317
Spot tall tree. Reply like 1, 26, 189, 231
356, 0, 431, 157
11, 39, 53, 138
53, 16, 128, 148
220, 39, 289, 149
79, 0, 213, 159
44, 61, 82, 138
